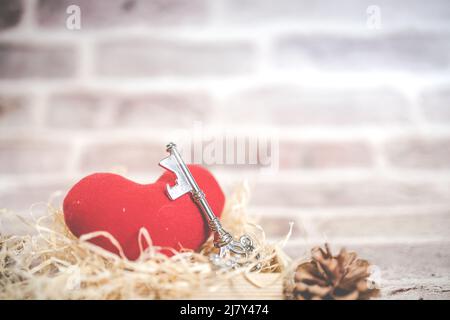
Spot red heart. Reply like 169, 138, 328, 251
63, 165, 225, 260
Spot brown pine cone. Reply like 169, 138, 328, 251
285, 244, 380, 300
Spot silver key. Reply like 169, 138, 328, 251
159, 142, 255, 268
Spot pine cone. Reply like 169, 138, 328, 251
285, 244, 380, 300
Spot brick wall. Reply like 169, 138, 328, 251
1, 0, 450, 297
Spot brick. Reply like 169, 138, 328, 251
0, 0, 22, 30
385, 137, 450, 169
252, 180, 450, 207
311, 213, 450, 239
279, 141, 373, 169
113, 92, 213, 127
0, 182, 70, 213
284, 242, 450, 281
0, 95, 33, 127
275, 32, 450, 72
223, 0, 450, 28
45, 92, 103, 128
224, 0, 366, 24
79, 141, 166, 173
0, 139, 71, 174
96, 39, 255, 77
0, 43, 77, 79
37, 0, 208, 29
224, 87, 410, 126
420, 87, 450, 123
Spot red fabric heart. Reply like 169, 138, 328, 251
63, 165, 225, 260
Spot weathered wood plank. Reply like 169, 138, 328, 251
190, 273, 450, 300
190, 273, 284, 300
285, 242, 450, 281
381, 279, 450, 300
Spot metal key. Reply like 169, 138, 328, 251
159, 142, 255, 268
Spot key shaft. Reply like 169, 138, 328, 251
159, 142, 255, 267
165, 143, 233, 247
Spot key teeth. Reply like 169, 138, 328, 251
160, 152, 193, 199
165, 184, 175, 200
158, 157, 171, 171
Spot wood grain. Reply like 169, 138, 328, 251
190, 273, 284, 300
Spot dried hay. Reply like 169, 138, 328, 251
0, 183, 292, 299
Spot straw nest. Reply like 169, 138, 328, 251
0, 183, 292, 299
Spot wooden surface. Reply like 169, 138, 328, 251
190, 269, 450, 300
257, 208, 450, 300
190, 274, 284, 300
192, 239, 450, 300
